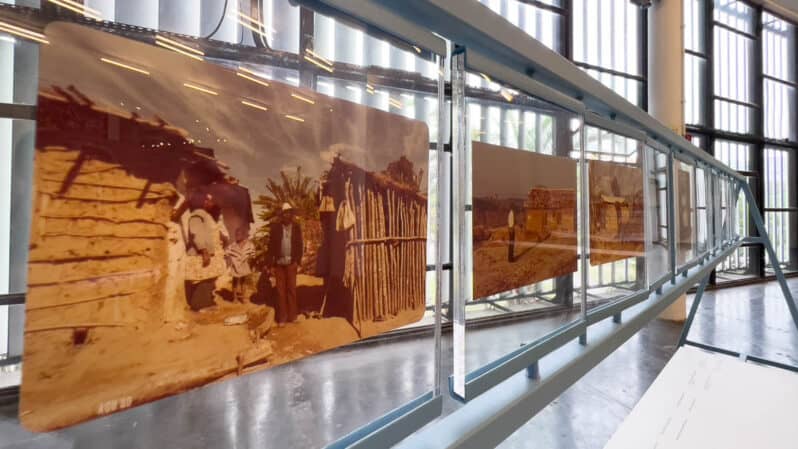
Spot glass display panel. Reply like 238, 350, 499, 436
472, 142, 577, 299
19, 19, 441, 438
713, 172, 724, 249
464, 72, 582, 320
674, 159, 696, 266
730, 179, 740, 241
716, 175, 759, 283
704, 164, 715, 252
720, 176, 729, 244
455, 67, 584, 388
645, 145, 670, 284
696, 164, 708, 255
585, 126, 647, 305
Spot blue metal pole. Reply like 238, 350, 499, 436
742, 182, 798, 331
678, 274, 710, 346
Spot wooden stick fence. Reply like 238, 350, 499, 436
340, 171, 427, 332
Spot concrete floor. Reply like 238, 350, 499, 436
1, 278, 796, 449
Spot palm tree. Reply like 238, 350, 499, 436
254, 167, 318, 223
251, 167, 318, 270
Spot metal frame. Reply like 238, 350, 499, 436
308, 1, 798, 447
2, 1, 797, 448
325, 392, 443, 449
0, 0, 451, 445
0, 0, 654, 326
394, 241, 753, 449
679, 183, 798, 356
396, 181, 798, 449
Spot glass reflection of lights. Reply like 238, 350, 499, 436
99, 57, 150, 76
284, 114, 304, 123
241, 100, 269, 112
303, 53, 334, 73
306, 49, 333, 66
237, 68, 271, 88
155, 35, 204, 61
227, 11, 272, 42
0, 21, 49, 45
183, 82, 219, 96
47, 0, 102, 20
290, 93, 315, 105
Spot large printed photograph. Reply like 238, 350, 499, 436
588, 160, 645, 266
21, 23, 429, 431
471, 142, 578, 299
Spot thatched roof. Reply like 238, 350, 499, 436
36, 85, 220, 185
327, 156, 427, 203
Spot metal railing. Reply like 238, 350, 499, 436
0, 1, 795, 447
294, 1, 798, 448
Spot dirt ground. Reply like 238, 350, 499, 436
590, 232, 645, 266
19, 273, 363, 432
473, 231, 578, 299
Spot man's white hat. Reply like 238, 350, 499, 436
282, 202, 294, 211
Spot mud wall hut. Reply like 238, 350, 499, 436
26, 87, 223, 338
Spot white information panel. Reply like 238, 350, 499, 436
605, 346, 798, 449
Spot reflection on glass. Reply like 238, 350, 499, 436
472, 141, 578, 300
646, 146, 670, 284
696, 165, 708, 254
675, 160, 696, 266
464, 74, 582, 317
582, 126, 647, 304
312, 11, 436, 79
21, 22, 432, 432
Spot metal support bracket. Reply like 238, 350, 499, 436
678, 274, 710, 347
742, 183, 798, 330
325, 392, 443, 449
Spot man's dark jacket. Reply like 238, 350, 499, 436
267, 221, 303, 266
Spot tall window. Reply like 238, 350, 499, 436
765, 148, 797, 272
762, 12, 797, 273
713, 0, 756, 134
477, 0, 564, 53
0, 15, 37, 363
715, 141, 752, 277
685, 0, 798, 284
685, 0, 708, 126
476, 0, 645, 105
573, 0, 643, 106
763, 12, 796, 141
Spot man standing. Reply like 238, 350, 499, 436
507, 209, 515, 263
267, 203, 303, 325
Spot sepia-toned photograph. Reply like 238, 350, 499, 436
588, 160, 645, 266
21, 23, 429, 431
472, 142, 578, 299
